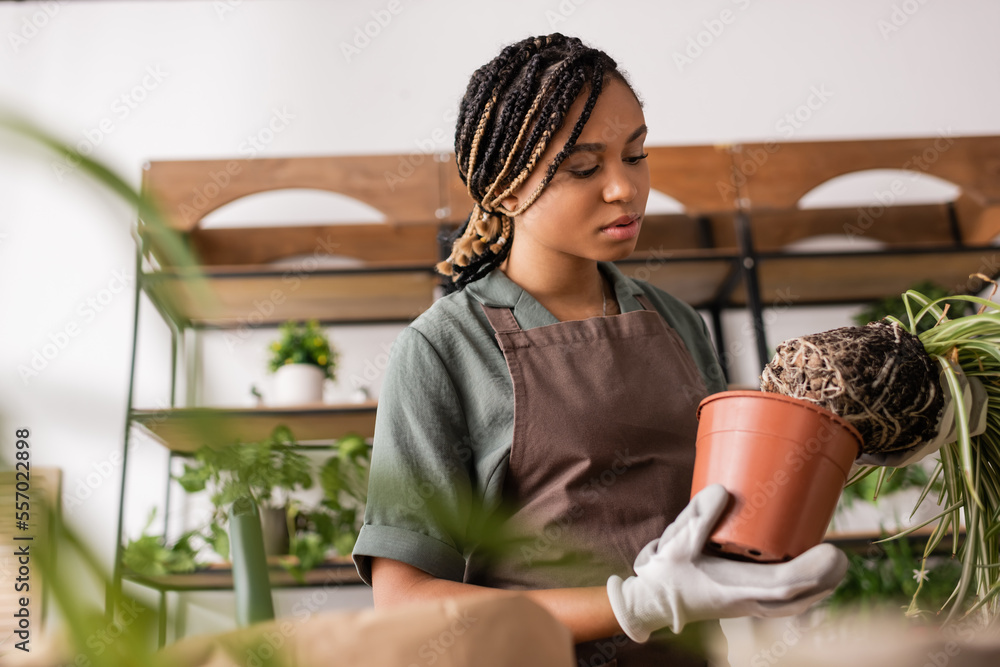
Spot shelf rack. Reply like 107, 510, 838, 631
122, 557, 361, 591
131, 402, 378, 453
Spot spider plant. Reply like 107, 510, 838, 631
848, 280, 1000, 622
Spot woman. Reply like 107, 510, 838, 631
352, 33, 847, 665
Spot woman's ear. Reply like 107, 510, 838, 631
499, 194, 518, 215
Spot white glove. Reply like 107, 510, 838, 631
607, 484, 848, 643
856, 365, 988, 468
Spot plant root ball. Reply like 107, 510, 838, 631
760, 320, 944, 455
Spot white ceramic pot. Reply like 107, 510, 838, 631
272, 363, 326, 406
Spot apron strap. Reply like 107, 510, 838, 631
635, 293, 655, 311
479, 303, 522, 333
482, 294, 656, 332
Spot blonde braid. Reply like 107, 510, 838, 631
489, 216, 512, 254
438, 90, 515, 280
464, 94, 497, 199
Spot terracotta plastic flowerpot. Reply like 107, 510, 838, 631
690, 390, 862, 562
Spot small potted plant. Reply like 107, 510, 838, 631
268, 319, 338, 406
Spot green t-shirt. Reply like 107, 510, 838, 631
352, 262, 727, 585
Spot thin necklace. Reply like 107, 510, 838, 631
602, 277, 612, 317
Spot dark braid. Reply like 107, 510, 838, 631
437, 33, 635, 290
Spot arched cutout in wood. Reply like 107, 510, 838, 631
142, 155, 446, 232
200, 188, 388, 229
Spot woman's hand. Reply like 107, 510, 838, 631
607, 484, 849, 643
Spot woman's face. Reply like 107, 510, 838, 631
501, 77, 650, 265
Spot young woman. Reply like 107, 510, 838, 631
352, 34, 847, 665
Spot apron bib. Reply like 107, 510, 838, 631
465, 293, 717, 666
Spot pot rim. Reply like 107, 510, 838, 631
698, 390, 863, 450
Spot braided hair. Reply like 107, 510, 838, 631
437, 33, 635, 290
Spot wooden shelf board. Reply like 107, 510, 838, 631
634, 203, 964, 255
122, 558, 363, 591
145, 203, 966, 273
617, 255, 737, 308
622, 245, 999, 309
737, 203, 960, 250
825, 525, 963, 556
731, 249, 998, 307
140, 244, 1000, 324
143, 221, 444, 268
143, 266, 438, 327
131, 402, 378, 452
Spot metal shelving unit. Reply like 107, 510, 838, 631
109, 137, 1000, 644
108, 155, 459, 645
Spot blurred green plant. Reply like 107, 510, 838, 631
286, 432, 370, 581
175, 425, 314, 509
121, 509, 200, 577
827, 535, 963, 618
853, 280, 969, 334
123, 430, 370, 583
841, 464, 932, 507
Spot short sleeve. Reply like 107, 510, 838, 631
352, 326, 474, 586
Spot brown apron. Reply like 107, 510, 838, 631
465, 294, 718, 667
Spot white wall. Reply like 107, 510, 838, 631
2, 0, 999, 651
